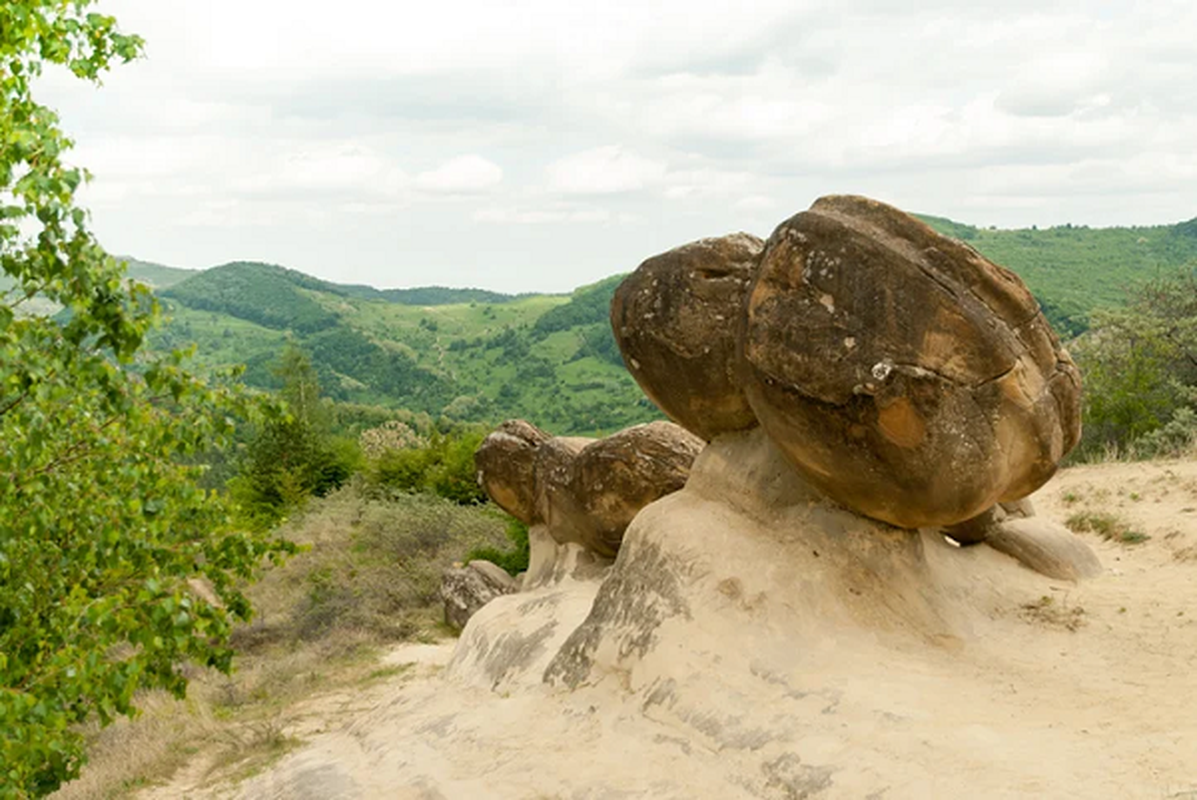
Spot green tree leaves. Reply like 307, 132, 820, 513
1, 3, 293, 795
1072, 267, 1197, 459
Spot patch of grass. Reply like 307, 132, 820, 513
1019, 595, 1087, 632
361, 663, 414, 686
1065, 511, 1150, 544
206, 717, 302, 785
234, 487, 509, 649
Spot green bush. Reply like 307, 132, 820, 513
364, 428, 487, 505
229, 345, 363, 527
1129, 406, 1197, 459
464, 518, 531, 576
1070, 267, 1197, 461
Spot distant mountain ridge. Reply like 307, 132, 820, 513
160, 260, 529, 308
150, 262, 641, 434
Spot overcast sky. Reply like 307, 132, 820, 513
38, 0, 1197, 292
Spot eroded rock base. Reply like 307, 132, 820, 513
232, 432, 1138, 800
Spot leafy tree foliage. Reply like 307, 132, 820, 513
228, 345, 359, 526
1071, 267, 1197, 459
364, 427, 488, 505
0, 5, 292, 794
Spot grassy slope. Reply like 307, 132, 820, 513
120, 257, 197, 289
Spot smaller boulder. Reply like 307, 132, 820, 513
985, 518, 1103, 581
440, 560, 519, 631
475, 420, 551, 524
943, 499, 1036, 546
571, 421, 706, 556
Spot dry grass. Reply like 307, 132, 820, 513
1064, 510, 1150, 544
1019, 595, 1087, 632
52, 488, 509, 799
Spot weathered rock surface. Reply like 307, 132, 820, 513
440, 560, 519, 631
476, 420, 703, 558
569, 422, 705, 556
530, 435, 594, 550
984, 517, 1104, 581
739, 195, 1082, 529
474, 419, 551, 524
611, 233, 764, 440
944, 498, 1037, 546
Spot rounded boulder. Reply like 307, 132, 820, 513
611, 233, 765, 440
571, 421, 706, 556
739, 195, 1082, 529
474, 419, 551, 525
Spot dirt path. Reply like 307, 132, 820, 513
135, 643, 457, 799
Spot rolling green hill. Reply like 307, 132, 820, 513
118, 257, 197, 289
152, 264, 650, 435
917, 214, 1197, 335
63, 211, 1197, 435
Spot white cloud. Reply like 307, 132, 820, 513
734, 195, 776, 211
231, 143, 409, 197
546, 147, 667, 195
32, 0, 1197, 288
414, 155, 503, 194
473, 205, 611, 225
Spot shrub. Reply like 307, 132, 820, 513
464, 518, 531, 576
363, 428, 487, 505
237, 490, 508, 645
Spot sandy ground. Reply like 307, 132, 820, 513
137, 457, 1197, 800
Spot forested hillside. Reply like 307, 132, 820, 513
152, 264, 651, 434
138, 213, 1197, 434
918, 214, 1197, 335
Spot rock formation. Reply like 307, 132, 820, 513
611, 233, 764, 440
473, 419, 551, 525
475, 420, 704, 559
440, 559, 520, 631
943, 499, 1035, 546
571, 422, 705, 556
608, 197, 1082, 530
739, 196, 1081, 528
229, 197, 1126, 800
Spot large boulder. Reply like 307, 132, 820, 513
611, 233, 764, 440
474, 419, 551, 525
739, 195, 1082, 529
